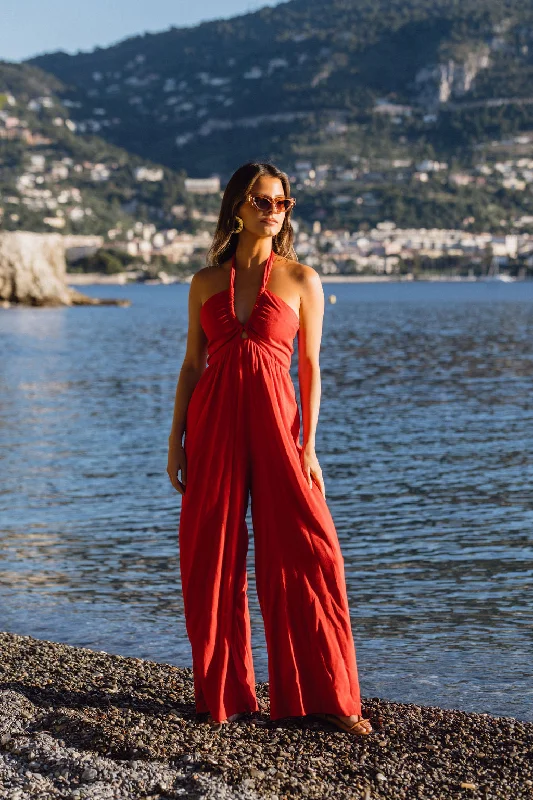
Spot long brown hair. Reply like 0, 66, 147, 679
205, 162, 298, 266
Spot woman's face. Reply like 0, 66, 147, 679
236, 175, 287, 239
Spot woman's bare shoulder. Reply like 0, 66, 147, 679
190, 264, 230, 301
276, 256, 322, 292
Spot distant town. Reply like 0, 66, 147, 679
2, 89, 533, 281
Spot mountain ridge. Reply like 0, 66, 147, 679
3, 0, 533, 241
26, 0, 533, 176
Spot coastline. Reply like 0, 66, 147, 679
65, 272, 515, 286
0, 632, 530, 799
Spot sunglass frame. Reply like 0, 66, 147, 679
247, 194, 296, 214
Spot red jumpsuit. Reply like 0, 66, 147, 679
178, 249, 362, 722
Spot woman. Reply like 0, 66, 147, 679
167, 162, 372, 736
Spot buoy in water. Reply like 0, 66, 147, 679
328, 294, 337, 304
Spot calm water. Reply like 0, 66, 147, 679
1, 281, 532, 722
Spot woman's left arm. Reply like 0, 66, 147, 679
297, 266, 326, 497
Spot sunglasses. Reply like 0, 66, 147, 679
246, 194, 296, 214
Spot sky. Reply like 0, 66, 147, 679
1, 0, 284, 62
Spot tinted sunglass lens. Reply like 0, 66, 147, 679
252, 196, 293, 212
254, 197, 272, 211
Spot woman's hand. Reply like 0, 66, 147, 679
168, 440, 187, 494
300, 444, 325, 497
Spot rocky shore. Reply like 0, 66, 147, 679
0, 232, 129, 307
0, 632, 530, 799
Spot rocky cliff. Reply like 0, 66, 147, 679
0, 232, 128, 307
414, 46, 492, 111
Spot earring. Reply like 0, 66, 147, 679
233, 216, 244, 233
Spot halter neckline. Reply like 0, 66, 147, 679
229, 250, 275, 327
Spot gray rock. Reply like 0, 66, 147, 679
0, 231, 129, 307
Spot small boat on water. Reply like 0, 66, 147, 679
480, 258, 516, 282
482, 273, 515, 282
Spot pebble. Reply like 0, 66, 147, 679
0, 630, 531, 799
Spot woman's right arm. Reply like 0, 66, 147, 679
167, 271, 208, 494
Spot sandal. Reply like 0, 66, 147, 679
313, 712, 373, 735
206, 712, 245, 730
206, 713, 225, 731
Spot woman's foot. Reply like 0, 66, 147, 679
337, 714, 372, 733
313, 712, 373, 735
206, 712, 244, 730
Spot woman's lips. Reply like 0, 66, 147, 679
262, 218, 277, 224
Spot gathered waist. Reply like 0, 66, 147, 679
206, 336, 292, 373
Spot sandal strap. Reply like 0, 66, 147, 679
348, 718, 371, 731
320, 713, 372, 732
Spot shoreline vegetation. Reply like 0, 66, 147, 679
0, 632, 530, 799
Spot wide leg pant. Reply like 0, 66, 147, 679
178, 344, 362, 722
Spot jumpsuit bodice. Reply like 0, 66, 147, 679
199, 250, 300, 371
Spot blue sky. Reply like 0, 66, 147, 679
2, 0, 285, 62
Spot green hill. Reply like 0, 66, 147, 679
0, 61, 201, 235
2, 0, 533, 237
27, 0, 533, 175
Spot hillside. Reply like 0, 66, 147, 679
0, 61, 204, 236
28, 0, 533, 177
2, 0, 533, 244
